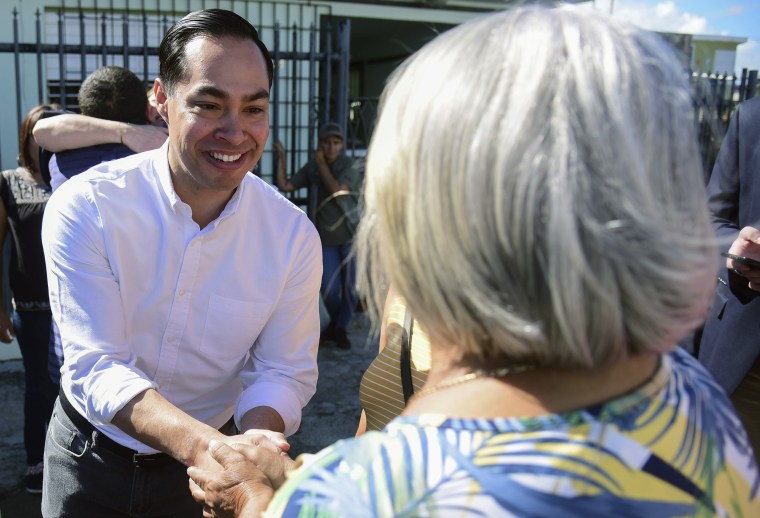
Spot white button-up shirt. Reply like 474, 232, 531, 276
42, 142, 321, 452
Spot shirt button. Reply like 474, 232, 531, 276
167, 336, 175, 344
178, 288, 186, 296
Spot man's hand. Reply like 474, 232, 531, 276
189, 429, 288, 475
726, 226, 760, 292
121, 124, 169, 153
315, 148, 327, 167
220, 429, 289, 455
0, 309, 14, 343
231, 439, 296, 489
188, 440, 295, 518
111, 390, 290, 474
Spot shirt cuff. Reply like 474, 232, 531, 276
235, 380, 306, 437
79, 372, 158, 426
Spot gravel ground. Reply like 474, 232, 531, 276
0, 313, 377, 517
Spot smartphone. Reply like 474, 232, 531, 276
721, 252, 760, 269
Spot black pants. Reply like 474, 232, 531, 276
42, 396, 203, 517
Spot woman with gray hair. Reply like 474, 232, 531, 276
188, 6, 759, 516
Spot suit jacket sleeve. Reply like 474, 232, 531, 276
705, 97, 760, 301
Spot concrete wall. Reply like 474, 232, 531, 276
693, 40, 743, 75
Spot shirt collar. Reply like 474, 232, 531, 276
155, 140, 180, 208
217, 180, 245, 223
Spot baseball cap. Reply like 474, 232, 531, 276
318, 122, 344, 141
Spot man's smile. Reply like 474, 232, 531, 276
209, 151, 243, 163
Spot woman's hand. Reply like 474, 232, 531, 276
188, 440, 296, 517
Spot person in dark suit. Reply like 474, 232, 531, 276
698, 95, 760, 461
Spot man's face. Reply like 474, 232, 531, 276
155, 36, 270, 200
320, 136, 344, 165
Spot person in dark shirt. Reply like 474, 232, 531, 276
0, 103, 61, 493
275, 123, 363, 349
44, 66, 158, 190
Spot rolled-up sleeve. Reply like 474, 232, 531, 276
235, 221, 322, 436
42, 182, 156, 425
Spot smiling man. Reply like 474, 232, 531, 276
40, 9, 321, 517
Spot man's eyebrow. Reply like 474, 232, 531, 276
192, 85, 227, 99
191, 85, 269, 103
244, 89, 270, 102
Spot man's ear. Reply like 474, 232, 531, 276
154, 78, 169, 120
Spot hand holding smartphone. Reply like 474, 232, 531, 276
721, 252, 760, 269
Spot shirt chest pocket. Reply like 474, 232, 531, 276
200, 295, 272, 361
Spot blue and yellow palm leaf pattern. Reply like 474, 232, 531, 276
265, 349, 759, 517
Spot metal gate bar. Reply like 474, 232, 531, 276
0, 1, 350, 197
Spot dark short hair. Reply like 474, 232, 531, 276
17, 103, 62, 172
159, 8, 273, 95
78, 66, 147, 124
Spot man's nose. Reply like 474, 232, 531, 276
216, 113, 246, 145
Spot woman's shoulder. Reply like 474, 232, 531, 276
266, 419, 500, 516
0, 168, 50, 202
385, 297, 431, 356
384, 295, 408, 327
265, 432, 396, 516
268, 406, 760, 517
0, 168, 11, 187
0, 167, 21, 182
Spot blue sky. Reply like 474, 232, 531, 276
577, 1, 760, 73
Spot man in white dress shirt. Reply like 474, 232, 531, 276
40, 9, 322, 516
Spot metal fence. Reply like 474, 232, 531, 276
346, 96, 377, 154
0, 1, 351, 208
1, 2, 758, 187
346, 68, 760, 179
692, 67, 758, 178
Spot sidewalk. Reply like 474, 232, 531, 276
0, 313, 377, 517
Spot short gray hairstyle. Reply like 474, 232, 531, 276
355, 6, 718, 370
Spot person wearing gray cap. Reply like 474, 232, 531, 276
275, 122, 364, 349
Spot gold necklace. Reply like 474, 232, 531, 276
413, 365, 536, 399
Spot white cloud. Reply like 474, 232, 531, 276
574, 1, 760, 71
579, 1, 709, 33
736, 39, 760, 74
572, 1, 760, 72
